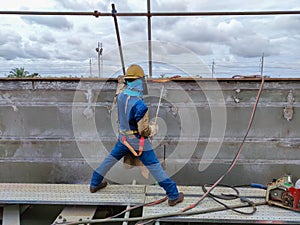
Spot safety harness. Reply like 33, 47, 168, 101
119, 91, 146, 157
120, 130, 145, 157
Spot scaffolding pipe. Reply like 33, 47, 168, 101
1, 10, 300, 17
147, 0, 152, 78
111, 4, 126, 75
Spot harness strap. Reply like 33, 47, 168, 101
122, 136, 145, 157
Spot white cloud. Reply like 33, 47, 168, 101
24, 42, 51, 59
40, 33, 57, 44
152, 0, 189, 11
0, 29, 23, 45
21, 16, 73, 30
0, 0, 56, 10
272, 16, 300, 34
66, 38, 82, 46
28, 32, 56, 44
184, 41, 213, 56
229, 35, 279, 57
217, 19, 250, 38
0, 45, 25, 60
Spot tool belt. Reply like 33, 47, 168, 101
120, 130, 144, 157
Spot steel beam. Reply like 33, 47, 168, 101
2, 205, 20, 225
53, 205, 97, 225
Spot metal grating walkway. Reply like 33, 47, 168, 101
145, 185, 300, 224
0, 183, 300, 224
0, 183, 145, 206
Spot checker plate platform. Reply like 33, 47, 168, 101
144, 185, 300, 224
0, 183, 145, 206
0, 183, 300, 224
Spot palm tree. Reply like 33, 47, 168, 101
8, 67, 29, 78
7, 67, 40, 78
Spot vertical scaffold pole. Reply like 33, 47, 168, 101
112, 4, 126, 75
147, 0, 152, 78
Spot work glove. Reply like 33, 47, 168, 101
114, 75, 126, 104
149, 122, 158, 137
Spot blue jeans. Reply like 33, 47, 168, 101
90, 139, 179, 200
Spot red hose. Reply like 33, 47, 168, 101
182, 75, 265, 212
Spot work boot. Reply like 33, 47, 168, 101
90, 181, 108, 193
168, 192, 184, 206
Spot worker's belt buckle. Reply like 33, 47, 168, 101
120, 130, 138, 135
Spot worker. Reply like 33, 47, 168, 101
89, 64, 184, 206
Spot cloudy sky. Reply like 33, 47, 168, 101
0, 0, 300, 78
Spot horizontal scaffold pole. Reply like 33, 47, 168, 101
0, 10, 300, 17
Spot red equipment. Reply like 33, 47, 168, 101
266, 175, 300, 212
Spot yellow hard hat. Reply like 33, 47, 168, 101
124, 64, 145, 79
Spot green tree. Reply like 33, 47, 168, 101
7, 67, 40, 78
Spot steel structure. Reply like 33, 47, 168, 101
1, 2, 300, 224
0, 183, 300, 224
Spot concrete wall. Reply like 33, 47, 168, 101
0, 78, 299, 186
